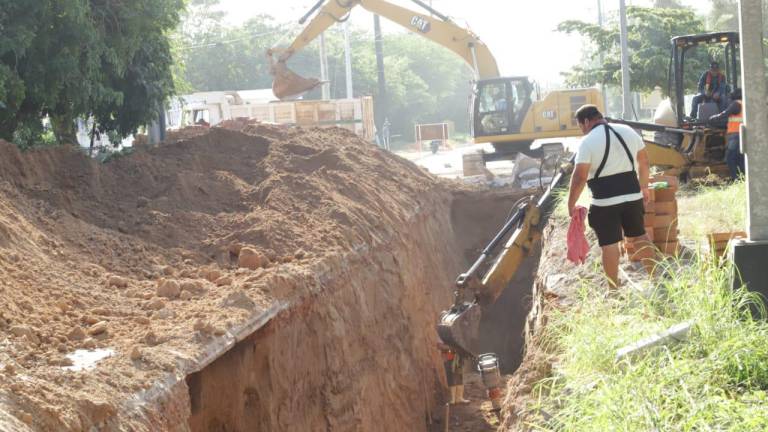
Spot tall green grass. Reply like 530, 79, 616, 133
528, 254, 768, 431
678, 180, 746, 239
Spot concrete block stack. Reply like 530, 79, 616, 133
650, 175, 679, 256
709, 231, 747, 258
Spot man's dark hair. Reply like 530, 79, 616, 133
575, 104, 603, 124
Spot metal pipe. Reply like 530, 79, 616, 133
299, 0, 326, 24
410, 0, 451, 22
343, 21, 354, 98
619, 0, 632, 120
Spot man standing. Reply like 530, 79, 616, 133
690, 61, 727, 119
709, 88, 745, 180
567, 105, 653, 288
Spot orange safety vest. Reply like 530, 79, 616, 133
727, 100, 743, 135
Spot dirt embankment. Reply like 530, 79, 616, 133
0, 124, 474, 431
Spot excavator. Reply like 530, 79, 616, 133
267, 0, 603, 158
436, 152, 575, 417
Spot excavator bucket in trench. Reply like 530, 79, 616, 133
271, 60, 324, 100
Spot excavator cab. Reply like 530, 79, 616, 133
472, 78, 533, 139
669, 32, 740, 127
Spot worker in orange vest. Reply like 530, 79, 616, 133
710, 88, 745, 180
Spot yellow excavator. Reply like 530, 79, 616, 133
267, 0, 603, 158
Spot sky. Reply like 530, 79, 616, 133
216, 0, 710, 86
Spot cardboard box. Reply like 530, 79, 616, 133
655, 240, 680, 256
661, 168, 682, 178
626, 240, 655, 261
654, 214, 676, 228
709, 231, 747, 257
655, 201, 677, 215
708, 231, 747, 243
654, 223, 678, 242
644, 213, 655, 227
654, 188, 677, 202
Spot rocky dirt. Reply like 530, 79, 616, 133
0, 123, 475, 431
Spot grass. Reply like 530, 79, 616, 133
528, 179, 768, 431
678, 179, 746, 240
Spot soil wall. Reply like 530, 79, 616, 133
185, 195, 462, 431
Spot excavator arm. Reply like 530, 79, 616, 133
268, 0, 500, 99
437, 158, 574, 358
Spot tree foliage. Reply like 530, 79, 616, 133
0, 0, 184, 145
557, 6, 706, 95
175, 4, 473, 140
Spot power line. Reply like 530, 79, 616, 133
177, 26, 294, 51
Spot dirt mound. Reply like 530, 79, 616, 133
0, 125, 443, 430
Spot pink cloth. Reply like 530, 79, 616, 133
567, 206, 590, 265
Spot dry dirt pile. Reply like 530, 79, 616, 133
0, 124, 444, 430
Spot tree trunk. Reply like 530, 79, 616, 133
50, 114, 78, 145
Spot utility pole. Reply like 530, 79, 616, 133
343, 21, 354, 99
373, 14, 389, 146
319, 32, 331, 100
597, 0, 608, 112
618, 0, 632, 120
732, 0, 768, 298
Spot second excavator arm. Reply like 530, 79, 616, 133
268, 0, 500, 99
437, 157, 575, 359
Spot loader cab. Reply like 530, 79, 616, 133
472, 77, 533, 138
669, 32, 740, 127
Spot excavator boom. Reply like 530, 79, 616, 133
268, 0, 500, 100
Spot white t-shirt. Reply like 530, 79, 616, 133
575, 122, 645, 207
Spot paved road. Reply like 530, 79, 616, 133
396, 143, 515, 179
396, 138, 580, 180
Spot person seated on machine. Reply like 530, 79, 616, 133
690, 61, 728, 120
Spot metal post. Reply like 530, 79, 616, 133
374, 14, 389, 144
319, 32, 331, 100
732, 0, 768, 302
619, 0, 632, 120
597, 0, 608, 112
343, 21, 354, 99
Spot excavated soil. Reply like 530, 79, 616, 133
0, 123, 534, 431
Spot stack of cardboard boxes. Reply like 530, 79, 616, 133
624, 174, 679, 261
650, 175, 680, 256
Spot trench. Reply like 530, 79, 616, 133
181, 188, 541, 431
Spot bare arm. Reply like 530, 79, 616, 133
567, 163, 591, 217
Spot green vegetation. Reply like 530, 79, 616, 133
0, 0, 183, 145
529, 181, 765, 431
678, 179, 746, 240
557, 7, 706, 95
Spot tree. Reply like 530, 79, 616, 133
653, 0, 688, 9
557, 7, 706, 95
0, 0, 184, 145
176, 8, 473, 141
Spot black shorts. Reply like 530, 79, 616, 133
588, 199, 646, 247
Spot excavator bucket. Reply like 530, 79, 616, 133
437, 302, 483, 358
270, 60, 323, 100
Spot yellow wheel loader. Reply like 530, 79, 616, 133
268, 0, 603, 158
